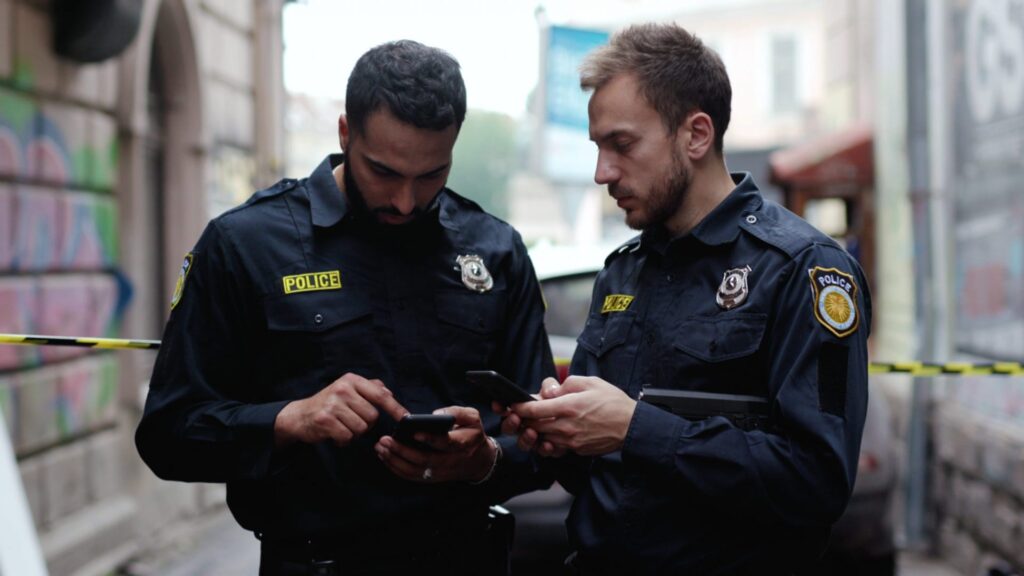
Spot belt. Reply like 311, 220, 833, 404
255, 516, 496, 573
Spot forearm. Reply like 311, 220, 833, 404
136, 394, 290, 483
622, 401, 853, 528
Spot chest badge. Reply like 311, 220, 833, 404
716, 265, 752, 310
456, 254, 493, 293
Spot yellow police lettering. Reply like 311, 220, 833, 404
282, 270, 343, 294
601, 294, 635, 314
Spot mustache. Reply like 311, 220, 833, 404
608, 184, 633, 198
372, 206, 425, 218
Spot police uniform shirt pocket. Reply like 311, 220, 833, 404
663, 313, 769, 394
433, 289, 507, 368
577, 310, 637, 358
435, 290, 506, 335
263, 289, 375, 395
673, 313, 767, 362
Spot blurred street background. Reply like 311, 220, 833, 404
1, 0, 1023, 574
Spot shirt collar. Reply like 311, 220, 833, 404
638, 172, 762, 254
688, 172, 762, 246
309, 154, 349, 228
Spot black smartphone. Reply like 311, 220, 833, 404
465, 370, 535, 407
393, 414, 456, 448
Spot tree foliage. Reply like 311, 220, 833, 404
447, 110, 519, 220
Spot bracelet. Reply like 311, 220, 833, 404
469, 436, 502, 485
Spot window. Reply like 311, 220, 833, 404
772, 35, 799, 114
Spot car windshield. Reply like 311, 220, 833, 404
541, 272, 597, 338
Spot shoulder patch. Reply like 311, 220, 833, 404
170, 253, 194, 310
808, 266, 860, 337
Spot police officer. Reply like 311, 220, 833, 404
504, 23, 872, 575
136, 40, 554, 576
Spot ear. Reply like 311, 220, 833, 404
680, 111, 716, 161
338, 114, 350, 152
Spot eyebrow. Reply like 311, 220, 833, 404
591, 129, 631, 144
366, 156, 449, 178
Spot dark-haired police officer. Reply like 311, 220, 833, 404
505, 23, 872, 575
136, 40, 554, 576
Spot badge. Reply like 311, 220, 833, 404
716, 265, 751, 310
456, 254, 493, 293
808, 266, 860, 338
170, 253, 194, 310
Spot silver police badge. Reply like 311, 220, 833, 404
456, 254, 493, 293
716, 265, 752, 310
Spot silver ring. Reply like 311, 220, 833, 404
422, 467, 433, 481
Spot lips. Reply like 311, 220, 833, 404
377, 212, 413, 225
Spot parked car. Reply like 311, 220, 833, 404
504, 242, 897, 575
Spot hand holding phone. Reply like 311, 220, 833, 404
393, 414, 456, 450
466, 370, 535, 407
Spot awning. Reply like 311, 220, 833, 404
769, 123, 873, 189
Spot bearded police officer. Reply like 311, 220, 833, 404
137, 40, 554, 576
505, 23, 872, 575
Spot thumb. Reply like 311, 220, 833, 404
540, 377, 563, 399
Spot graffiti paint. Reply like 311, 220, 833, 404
36, 275, 118, 363
60, 192, 117, 268
55, 355, 117, 439
13, 186, 61, 271
0, 184, 12, 268
0, 277, 39, 370
0, 88, 35, 179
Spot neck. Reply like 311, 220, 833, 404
664, 157, 736, 237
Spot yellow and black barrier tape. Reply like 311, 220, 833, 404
869, 361, 1024, 376
556, 356, 1024, 377
1, 335, 1022, 375
0, 333, 160, 350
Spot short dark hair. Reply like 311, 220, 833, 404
580, 23, 732, 153
346, 40, 467, 136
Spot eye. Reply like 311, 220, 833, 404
612, 139, 633, 153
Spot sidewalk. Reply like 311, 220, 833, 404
900, 550, 963, 576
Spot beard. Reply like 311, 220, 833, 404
342, 149, 427, 226
620, 149, 692, 231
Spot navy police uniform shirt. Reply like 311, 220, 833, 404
563, 173, 872, 575
136, 155, 555, 544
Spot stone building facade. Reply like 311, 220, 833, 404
0, 0, 285, 574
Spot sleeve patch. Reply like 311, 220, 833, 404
818, 342, 849, 418
170, 253, 194, 310
808, 266, 860, 338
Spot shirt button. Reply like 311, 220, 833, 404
313, 313, 324, 325
666, 274, 673, 282
745, 214, 758, 224
645, 332, 655, 344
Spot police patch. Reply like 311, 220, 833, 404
808, 266, 859, 338
170, 253, 194, 310
282, 270, 342, 294
601, 294, 634, 313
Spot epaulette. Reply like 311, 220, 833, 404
605, 235, 642, 266
245, 178, 298, 206
739, 206, 818, 260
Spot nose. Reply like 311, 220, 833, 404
391, 181, 416, 215
594, 152, 620, 185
